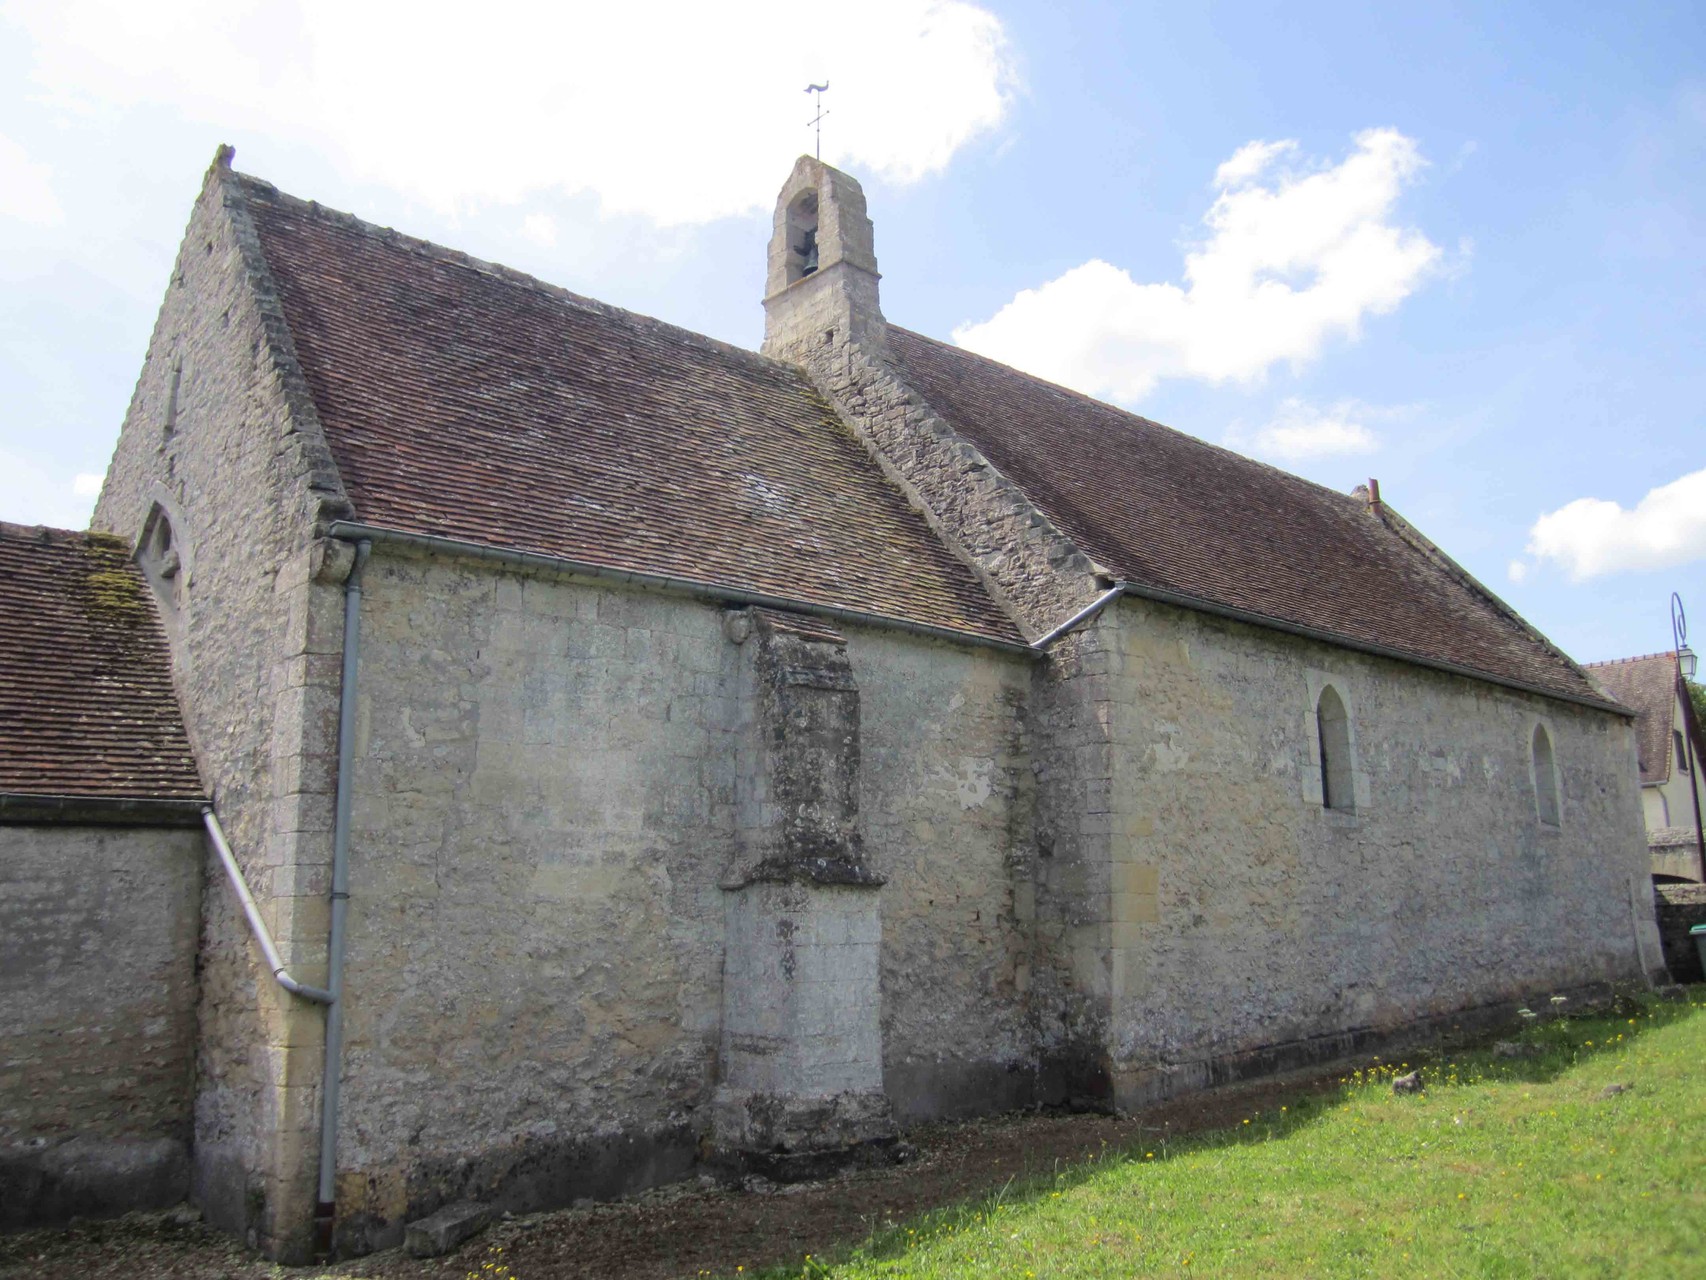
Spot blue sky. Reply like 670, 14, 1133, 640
1, 0, 1701, 664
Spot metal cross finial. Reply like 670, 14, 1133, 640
805, 83, 829, 160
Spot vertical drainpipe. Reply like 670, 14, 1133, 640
315, 538, 370, 1256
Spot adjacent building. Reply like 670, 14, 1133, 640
1584, 651, 1706, 882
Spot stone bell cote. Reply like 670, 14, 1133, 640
762, 156, 884, 364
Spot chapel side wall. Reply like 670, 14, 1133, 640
89, 164, 351, 1259
1102, 598, 1656, 1106
331, 553, 738, 1253
842, 630, 1038, 1121
0, 825, 203, 1228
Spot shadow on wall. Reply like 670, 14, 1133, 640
1654, 883, 1706, 983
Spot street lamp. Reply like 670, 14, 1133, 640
1673, 592, 1704, 883
1677, 593, 1698, 679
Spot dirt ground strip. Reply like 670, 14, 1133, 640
0, 1070, 1349, 1280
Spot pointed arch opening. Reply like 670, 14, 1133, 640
136, 501, 186, 621
1532, 723, 1560, 827
1317, 685, 1354, 812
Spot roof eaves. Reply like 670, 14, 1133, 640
328, 520, 1037, 656
0, 792, 208, 827
1360, 498, 1606, 705
1115, 578, 1634, 718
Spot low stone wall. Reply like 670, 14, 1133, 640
1654, 883, 1706, 984
0, 822, 203, 1229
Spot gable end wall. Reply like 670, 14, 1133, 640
90, 158, 353, 1261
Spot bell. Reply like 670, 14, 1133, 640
798, 229, 819, 276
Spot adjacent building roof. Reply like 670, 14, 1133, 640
235, 175, 1023, 648
1583, 653, 1681, 784
885, 328, 1609, 706
0, 523, 203, 801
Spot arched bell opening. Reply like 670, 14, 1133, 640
785, 190, 820, 284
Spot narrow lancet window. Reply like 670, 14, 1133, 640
1532, 724, 1560, 826
1317, 685, 1353, 812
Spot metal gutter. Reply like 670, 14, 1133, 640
202, 807, 334, 1004
0, 793, 207, 826
1116, 580, 1634, 718
315, 538, 370, 1253
1032, 585, 1126, 648
326, 521, 1038, 659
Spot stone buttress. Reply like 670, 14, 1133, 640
713, 608, 896, 1174
760, 157, 1123, 1105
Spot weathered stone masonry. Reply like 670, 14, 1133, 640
92, 154, 353, 1260
322, 551, 1037, 1250
0, 823, 203, 1227
34, 149, 1663, 1259
758, 155, 1663, 1109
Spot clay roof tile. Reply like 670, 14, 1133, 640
0, 523, 203, 800
234, 175, 1023, 648
884, 327, 1609, 706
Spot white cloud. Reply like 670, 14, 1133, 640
0, 451, 100, 529
72, 472, 104, 497
1523, 466, 1706, 581
1506, 559, 1528, 584
953, 129, 1443, 402
519, 213, 558, 248
6, 0, 1016, 225
1213, 139, 1298, 189
1226, 397, 1380, 461
0, 131, 63, 225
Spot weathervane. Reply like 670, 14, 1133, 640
805, 83, 829, 160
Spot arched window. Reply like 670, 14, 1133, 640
785, 191, 820, 284
1317, 685, 1353, 812
1532, 724, 1560, 827
137, 502, 185, 620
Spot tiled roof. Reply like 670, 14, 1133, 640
0, 523, 203, 801
1583, 653, 1680, 784
234, 175, 1023, 647
884, 328, 1608, 706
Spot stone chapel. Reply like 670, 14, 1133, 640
0, 147, 1667, 1259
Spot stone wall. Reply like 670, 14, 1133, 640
329, 550, 1037, 1249
1654, 883, 1706, 984
849, 629, 1037, 1119
0, 823, 202, 1227
1098, 596, 1661, 1106
90, 156, 353, 1260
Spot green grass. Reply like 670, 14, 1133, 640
755, 996, 1706, 1279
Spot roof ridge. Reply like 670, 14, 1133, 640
0, 520, 85, 542
232, 170, 805, 389
882, 326, 1610, 709
1583, 651, 1679, 668
888, 325, 1377, 514
1367, 499, 1609, 704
